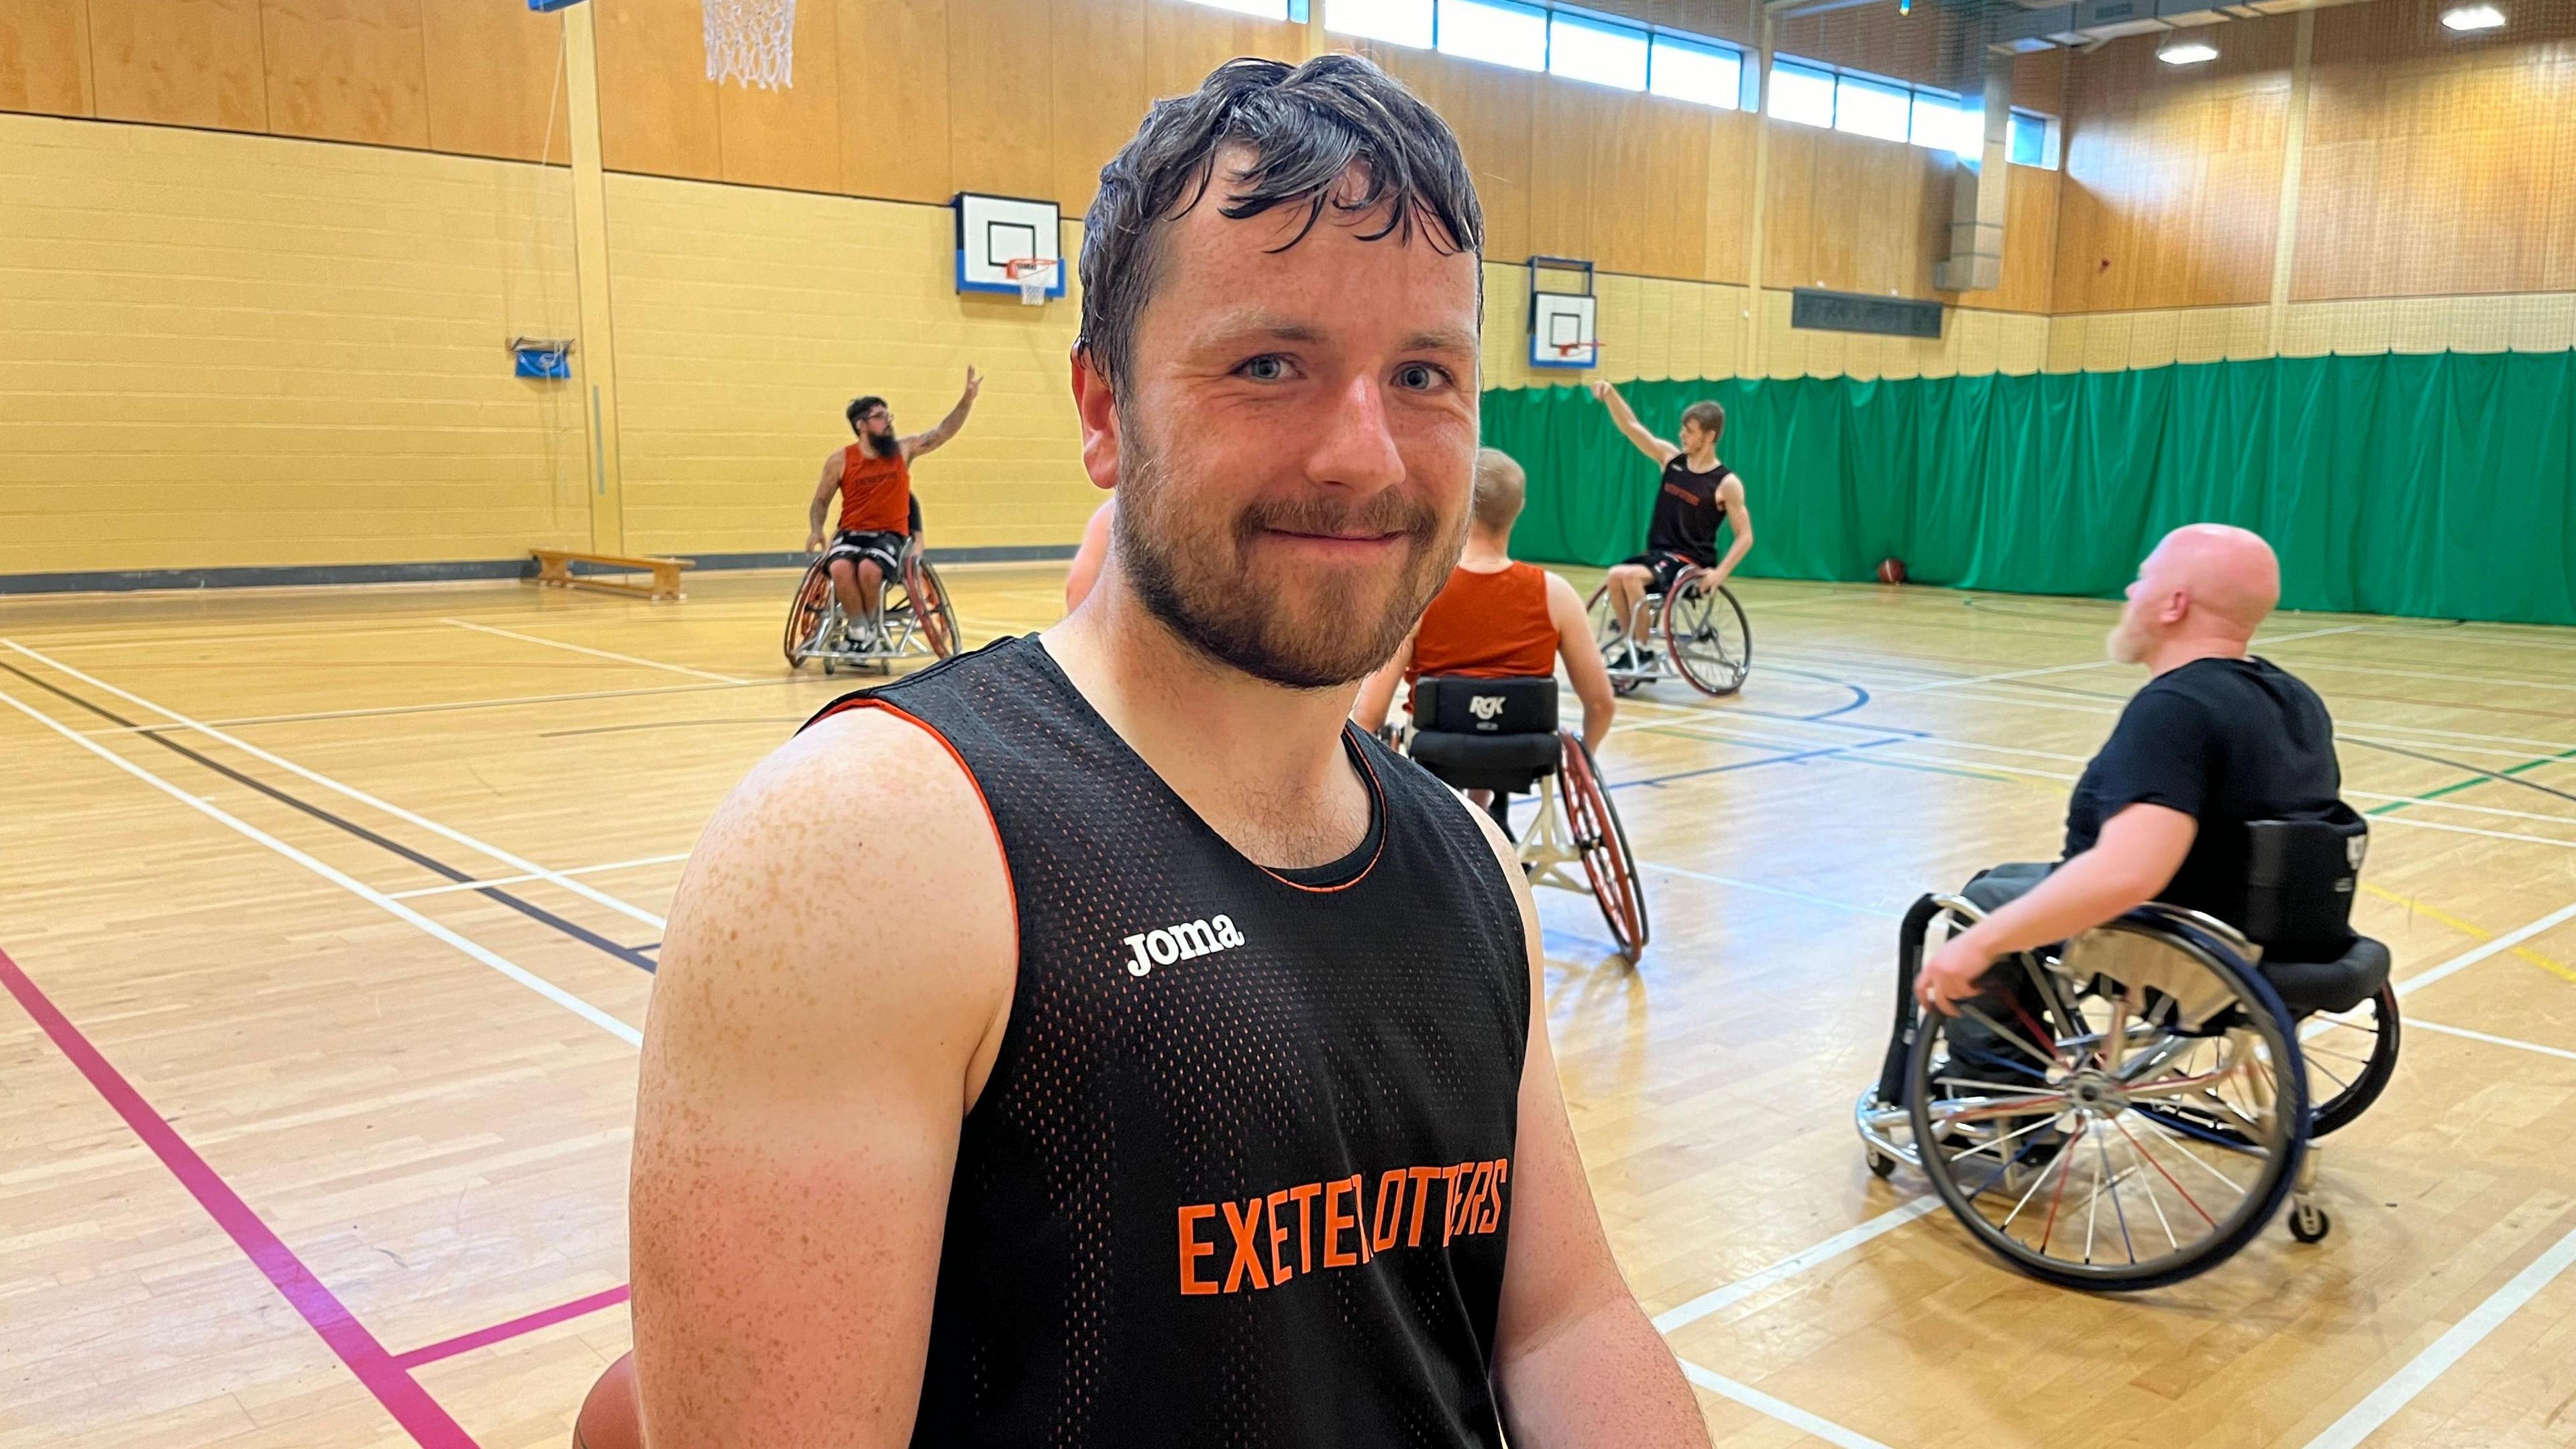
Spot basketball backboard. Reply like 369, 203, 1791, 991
1528, 254, 1597, 369
954, 193, 1066, 301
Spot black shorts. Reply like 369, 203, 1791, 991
826, 530, 907, 580
1619, 551, 1706, 597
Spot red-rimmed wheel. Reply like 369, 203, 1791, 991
1661, 570, 1751, 697
1558, 729, 1648, 962
906, 554, 960, 659
784, 557, 833, 668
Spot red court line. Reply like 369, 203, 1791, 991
0, 944, 480, 1449
392, 1285, 631, 1371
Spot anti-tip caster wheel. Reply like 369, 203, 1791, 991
1866, 1149, 1898, 1179
2289, 1203, 2330, 1244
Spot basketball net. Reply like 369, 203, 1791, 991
705, 0, 796, 89
1005, 258, 1058, 307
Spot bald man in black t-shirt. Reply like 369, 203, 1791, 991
1917, 524, 2346, 1018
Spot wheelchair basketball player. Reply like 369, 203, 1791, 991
1589, 384, 1754, 667
803, 370, 981, 647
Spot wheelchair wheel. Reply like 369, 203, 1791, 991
1582, 582, 1650, 697
784, 557, 833, 668
1556, 730, 1648, 961
1907, 917, 2306, 1291
906, 555, 960, 659
1662, 574, 1750, 697
2302, 985, 2400, 1138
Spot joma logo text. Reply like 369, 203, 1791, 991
1123, 916, 1245, 977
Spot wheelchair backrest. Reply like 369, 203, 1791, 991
2243, 808, 2367, 963
1413, 675, 1558, 735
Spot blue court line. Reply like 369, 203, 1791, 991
1608, 736, 1908, 792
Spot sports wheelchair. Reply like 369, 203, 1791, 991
1585, 566, 1751, 698
1399, 676, 1650, 962
783, 540, 959, 674
1854, 817, 2398, 1290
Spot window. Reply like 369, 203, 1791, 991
1648, 33, 1741, 109
1549, 12, 1648, 91
1833, 74, 1911, 142
1911, 92, 1978, 158
1185, 0, 1288, 16
1326, 0, 1433, 47
1769, 61, 1835, 128
2008, 109, 2058, 168
1436, 0, 1548, 70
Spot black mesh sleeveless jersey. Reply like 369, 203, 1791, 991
802, 636, 1533, 1448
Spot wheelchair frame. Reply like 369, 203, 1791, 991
1855, 894, 2400, 1289
783, 545, 959, 675
1584, 568, 1752, 698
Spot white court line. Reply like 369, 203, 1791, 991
383, 852, 692, 902
3, 640, 669, 931
1678, 1360, 1896, 1449
441, 619, 747, 684
0, 686, 642, 1047
77, 678, 793, 734
2394, 898, 2576, 998
2406, 1018, 2576, 1064
2302, 1222, 2576, 1449
1642, 861, 1905, 922
1652, 1196, 1941, 1334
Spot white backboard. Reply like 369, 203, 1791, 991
954, 193, 1066, 299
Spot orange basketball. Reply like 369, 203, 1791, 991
573, 1352, 641, 1449
1876, 558, 1907, 586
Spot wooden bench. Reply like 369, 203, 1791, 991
529, 547, 694, 602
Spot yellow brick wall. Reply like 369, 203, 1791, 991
2045, 296, 2576, 373
604, 173, 1095, 558
0, 112, 586, 576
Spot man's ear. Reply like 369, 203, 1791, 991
1071, 347, 1122, 492
2160, 588, 2193, 626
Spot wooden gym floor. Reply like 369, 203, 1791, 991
5, 566, 2575, 1449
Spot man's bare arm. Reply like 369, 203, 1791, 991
631, 710, 1016, 1444
1588, 381, 1679, 467
1546, 572, 1616, 755
904, 366, 983, 460
1917, 804, 2197, 1014
1703, 476, 1755, 587
806, 453, 843, 551
1476, 812, 1709, 1447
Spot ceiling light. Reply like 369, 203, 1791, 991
2441, 3, 2506, 30
2157, 38, 2219, 64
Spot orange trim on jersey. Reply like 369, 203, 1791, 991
1252, 726, 1389, 896
799, 694, 1022, 977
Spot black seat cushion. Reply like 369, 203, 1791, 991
1410, 729, 1562, 795
2261, 934, 2391, 1017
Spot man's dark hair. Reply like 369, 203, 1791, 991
1681, 400, 1726, 441
1077, 54, 1483, 388
846, 395, 886, 433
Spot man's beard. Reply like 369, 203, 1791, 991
864, 429, 900, 458
1112, 428, 1462, 690
2106, 615, 2147, 665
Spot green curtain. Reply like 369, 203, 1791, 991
1487, 351, 2576, 627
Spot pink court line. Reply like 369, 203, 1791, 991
0, 944, 480, 1449
392, 1285, 632, 1371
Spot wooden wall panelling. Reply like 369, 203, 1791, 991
89, 0, 268, 131
1699, 106, 1754, 284
1371, 46, 1535, 265
1771, 4, 1957, 89
595, 0, 723, 180
718, 0, 841, 191
261, 0, 431, 150
1525, 78, 1595, 266
2293, 0, 2576, 301
421, 0, 566, 162
1140, 0, 1300, 105
0, 0, 95, 117
2052, 19, 2292, 313
948, 0, 1053, 199
1048, 0, 1146, 217
1760, 117, 1817, 290
839, 0, 951, 201
1595, 91, 1709, 281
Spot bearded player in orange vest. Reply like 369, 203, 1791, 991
804, 368, 982, 646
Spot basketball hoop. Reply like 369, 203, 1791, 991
1004, 258, 1058, 307
705, 0, 796, 89
1552, 341, 1600, 367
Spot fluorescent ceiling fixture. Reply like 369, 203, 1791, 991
2156, 38, 2219, 64
2441, 3, 2506, 29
